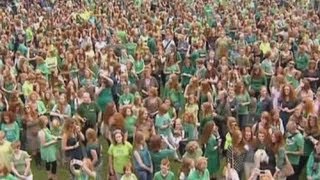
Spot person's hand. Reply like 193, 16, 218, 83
76, 125, 81, 133
285, 151, 290, 155
212, 112, 217, 117
74, 142, 80, 149
283, 107, 289, 112
264, 170, 272, 176
307, 176, 313, 180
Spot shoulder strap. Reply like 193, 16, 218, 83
164, 39, 172, 50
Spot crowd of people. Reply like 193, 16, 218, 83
1, 0, 320, 180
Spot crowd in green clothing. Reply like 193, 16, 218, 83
2, 0, 320, 180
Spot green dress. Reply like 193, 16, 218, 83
205, 135, 220, 175
200, 115, 213, 133
181, 66, 196, 88
96, 88, 113, 112
124, 116, 137, 138
40, 128, 57, 162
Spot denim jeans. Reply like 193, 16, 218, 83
136, 170, 152, 180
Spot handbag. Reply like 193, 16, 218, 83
280, 155, 294, 177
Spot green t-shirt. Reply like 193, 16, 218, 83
150, 150, 175, 172
117, 31, 127, 44
155, 113, 172, 136
133, 60, 145, 74
77, 102, 100, 126
11, 151, 31, 176
249, 76, 267, 92
0, 122, 20, 142
236, 92, 250, 115
25, 27, 33, 43
187, 169, 210, 180
286, 132, 304, 165
119, 93, 135, 106
153, 171, 175, 180
108, 142, 133, 174
295, 53, 309, 71
126, 43, 137, 57
147, 38, 157, 55
22, 81, 33, 97
124, 116, 137, 138
261, 60, 273, 75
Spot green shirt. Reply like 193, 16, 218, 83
150, 149, 175, 172
108, 142, 133, 174
134, 60, 145, 75
117, 31, 127, 44
119, 93, 135, 106
11, 151, 31, 176
126, 43, 137, 56
261, 59, 273, 75
36, 101, 47, 115
236, 92, 250, 115
77, 102, 100, 126
147, 38, 157, 55
295, 53, 309, 71
124, 116, 137, 138
0, 122, 20, 142
249, 76, 267, 92
286, 132, 304, 165
155, 113, 172, 136
187, 169, 210, 180
153, 171, 175, 180
17, 44, 28, 56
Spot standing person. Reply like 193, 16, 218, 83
0, 131, 12, 169
285, 120, 304, 180
234, 82, 250, 129
243, 126, 256, 180
77, 92, 101, 139
24, 105, 41, 168
96, 73, 114, 110
155, 104, 174, 146
187, 157, 210, 180
149, 135, 176, 173
0, 111, 20, 142
249, 65, 267, 97
85, 128, 102, 180
108, 129, 133, 180
38, 116, 58, 180
256, 86, 273, 118
306, 141, 320, 180
226, 129, 246, 178
10, 141, 33, 180
120, 163, 138, 180
270, 130, 286, 180
178, 158, 194, 180
62, 118, 85, 172
200, 122, 220, 179
153, 159, 175, 180
133, 131, 153, 180
278, 85, 298, 129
